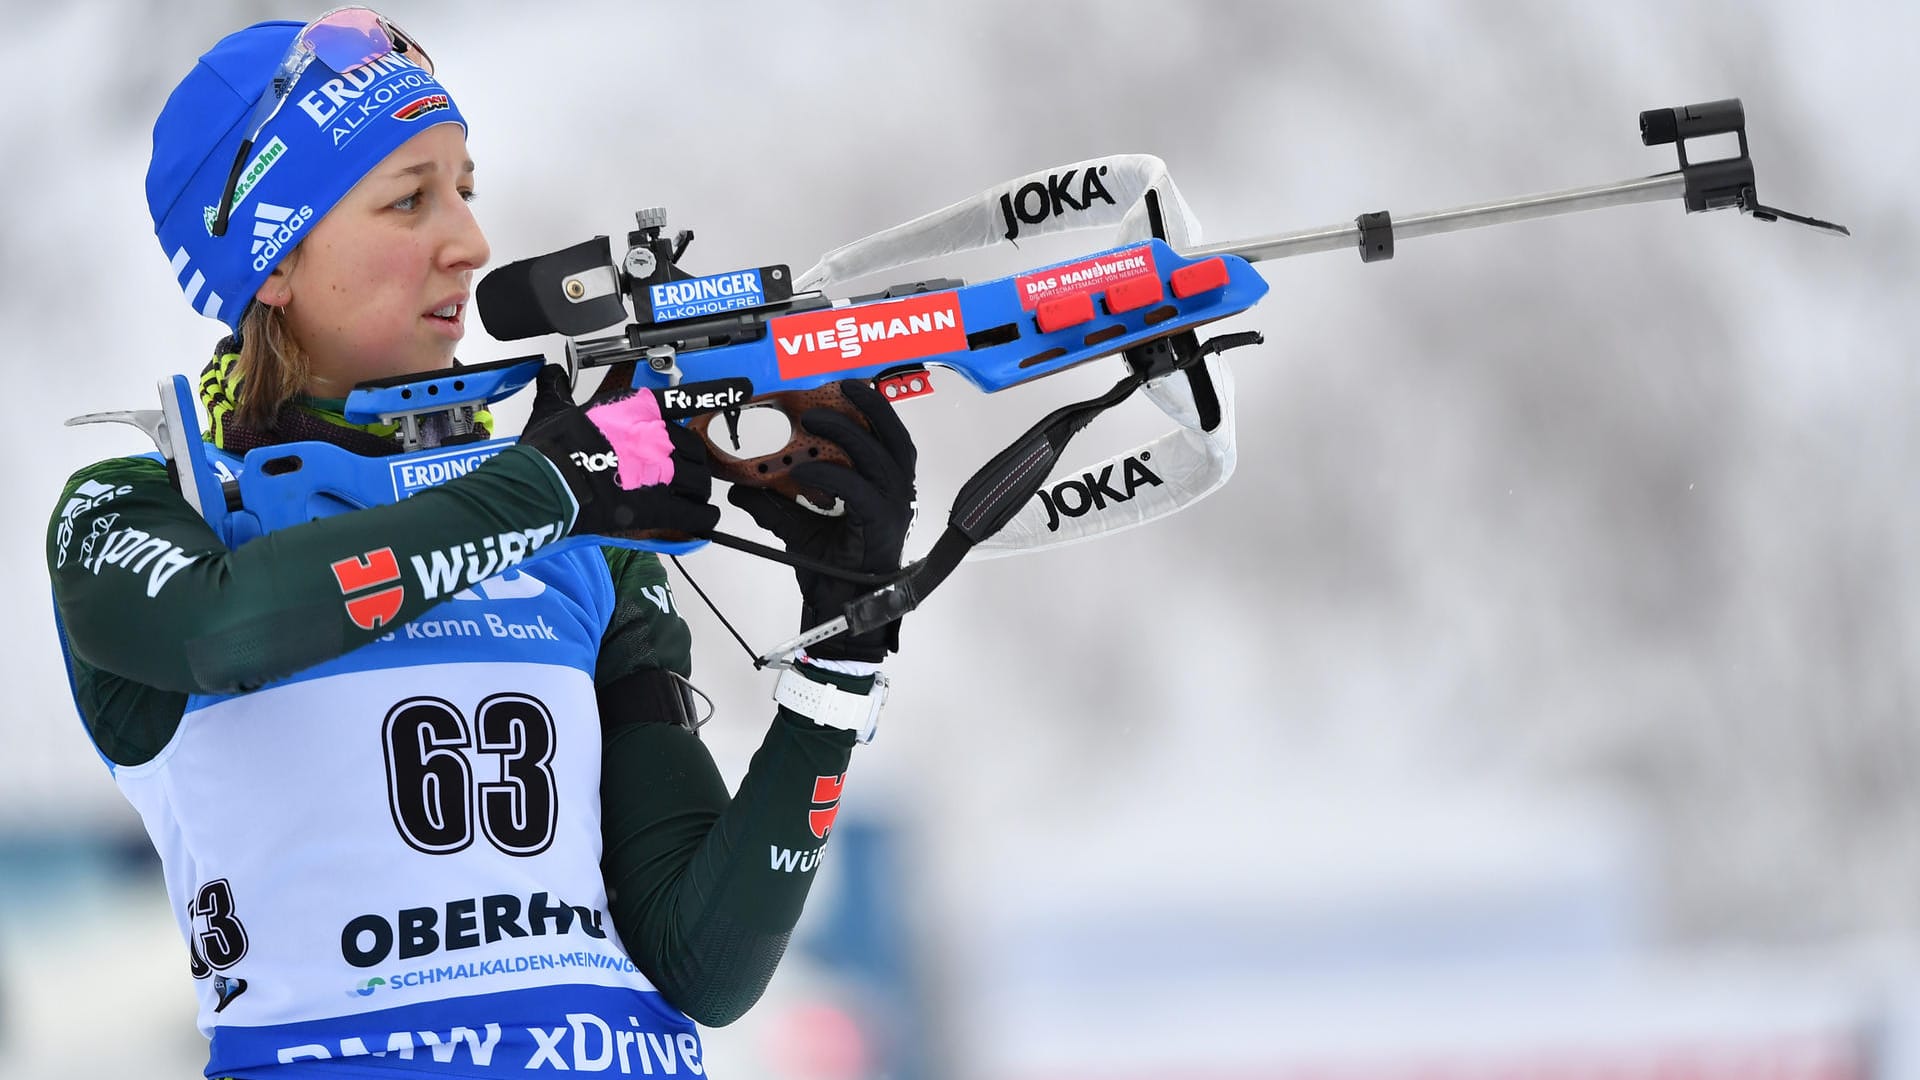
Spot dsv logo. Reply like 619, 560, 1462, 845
999, 165, 1115, 241
1036, 451, 1163, 532
568, 450, 618, 473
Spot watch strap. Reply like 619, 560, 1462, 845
773, 663, 887, 743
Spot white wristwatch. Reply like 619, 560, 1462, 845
773, 664, 888, 744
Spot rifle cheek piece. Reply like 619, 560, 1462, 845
476, 236, 631, 339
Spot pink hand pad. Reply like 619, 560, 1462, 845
585, 392, 675, 489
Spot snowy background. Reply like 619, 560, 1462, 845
2, 1, 1916, 1077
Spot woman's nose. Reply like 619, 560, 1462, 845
442, 195, 490, 272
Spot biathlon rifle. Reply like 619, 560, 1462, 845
73, 99, 1845, 664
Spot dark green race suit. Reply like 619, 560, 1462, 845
47, 389, 867, 1031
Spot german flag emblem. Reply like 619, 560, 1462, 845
395, 94, 451, 122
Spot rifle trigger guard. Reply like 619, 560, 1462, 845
686, 384, 866, 501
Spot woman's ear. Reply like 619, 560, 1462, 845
254, 255, 297, 308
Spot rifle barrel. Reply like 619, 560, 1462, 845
1185, 171, 1690, 264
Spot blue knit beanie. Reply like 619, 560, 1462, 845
146, 18, 466, 331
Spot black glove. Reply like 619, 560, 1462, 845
519, 365, 721, 538
728, 380, 917, 662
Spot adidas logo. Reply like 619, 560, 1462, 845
250, 202, 315, 273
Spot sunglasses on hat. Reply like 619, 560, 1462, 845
207, 6, 432, 238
